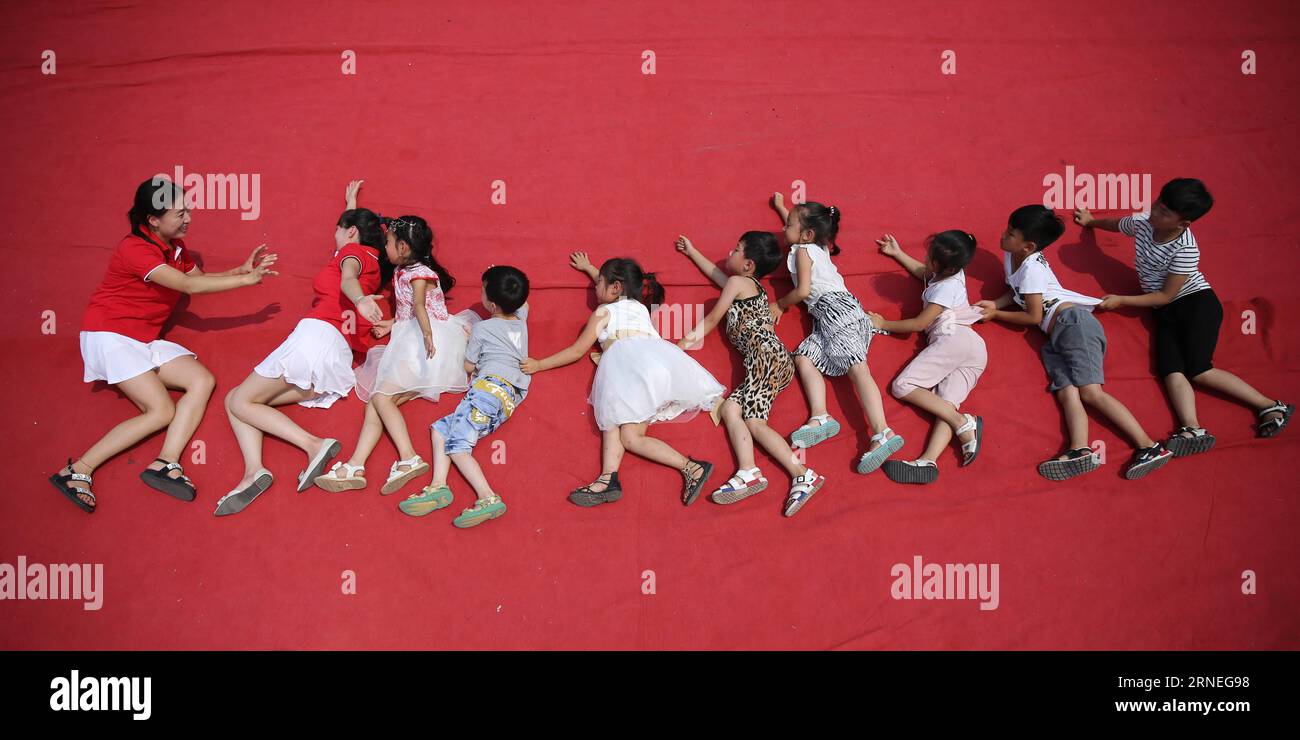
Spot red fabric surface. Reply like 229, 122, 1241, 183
1, 1, 1297, 649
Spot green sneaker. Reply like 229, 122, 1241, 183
399, 484, 454, 517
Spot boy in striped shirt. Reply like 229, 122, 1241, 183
1074, 178, 1292, 455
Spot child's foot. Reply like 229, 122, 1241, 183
1037, 448, 1100, 481
381, 455, 431, 495
1123, 443, 1173, 480
296, 438, 341, 492
710, 467, 768, 504
783, 467, 826, 517
568, 473, 622, 507
399, 483, 454, 517
882, 459, 939, 484
856, 428, 904, 475
453, 495, 507, 528
1165, 427, 1216, 458
314, 461, 367, 492
791, 414, 841, 449
680, 458, 714, 506
955, 414, 983, 467
1257, 400, 1294, 438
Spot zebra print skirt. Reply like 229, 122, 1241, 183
794, 290, 874, 377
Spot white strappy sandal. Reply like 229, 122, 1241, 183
381, 455, 430, 495
710, 467, 769, 505
791, 414, 841, 449
783, 468, 827, 517
955, 414, 983, 467
856, 427, 904, 475
314, 461, 367, 492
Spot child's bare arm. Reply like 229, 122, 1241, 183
345, 179, 363, 210
340, 257, 384, 323
866, 302, 945, 335
520, 309, 607, 374
680, 276, 745, 347
569, 252, 600, 283
771, 247, 812, 323
674, 235, 727, 289
1099, 272, 1190, 310
1073, 207, 1122, 232
978, 292, 1043, 326
876, 234, 926, 281
772, 192, 790, 224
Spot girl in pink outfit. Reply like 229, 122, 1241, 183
865, 231, 987, 484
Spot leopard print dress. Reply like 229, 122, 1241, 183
726, 276, 795, 420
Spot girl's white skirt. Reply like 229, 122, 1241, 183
353, 311, 479, 404
80, 331, 197, 385
253, 318, 355, 409
589, 336, 726, 431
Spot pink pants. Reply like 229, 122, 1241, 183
890, 325, 987, 409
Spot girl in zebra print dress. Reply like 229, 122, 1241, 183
769, 194, 903, 475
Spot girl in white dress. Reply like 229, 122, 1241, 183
315, 214, 478, 496
522, 253, 725, 507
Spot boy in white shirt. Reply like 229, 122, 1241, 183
978, 205, 1172, 481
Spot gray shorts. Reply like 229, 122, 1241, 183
1041, 307, 1106, 391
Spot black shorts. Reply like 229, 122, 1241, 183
1153, 288, 1221, 378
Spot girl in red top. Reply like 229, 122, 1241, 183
216, 181, 393, 516
48, 177, 277, 513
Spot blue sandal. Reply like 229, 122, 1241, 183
791, 414, 841, 449
856, 428, 904, 475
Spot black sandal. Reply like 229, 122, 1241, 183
1124, 443, 1173, 480
568, 472, 622, 507
49, 458, 96, 513
1257, 401, 1294, 439
1036, 447, 1100, 482
1165, 427, 1216, 458
140, 458, 197, 502
680, 457, 714, 506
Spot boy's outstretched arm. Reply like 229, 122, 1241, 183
674, 235, 727, 288
1099, 272, 1189, 310
977, 291, 1043, 327
1074, 207, 1122, 233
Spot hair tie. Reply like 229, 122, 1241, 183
828, 206, 837, 216
965, 231, 975, 242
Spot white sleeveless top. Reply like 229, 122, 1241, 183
786, 243, 848, 305
596, 298, 660, 344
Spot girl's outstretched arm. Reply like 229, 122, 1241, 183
569, 251, 600, 283
770, 246, 812, 324
876, 234, 927, 281
674, 235, 727, 289
339, 255, 384, 324
867, 302, 944, 335
680, 275, 746, 348
520, 308, 608, 374
772, 192, 790, 225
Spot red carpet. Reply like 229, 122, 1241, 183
2, 0, 1297, 649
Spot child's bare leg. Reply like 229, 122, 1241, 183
1163, 372, 1201, 430
919, 421, 954, 463
583, 428, 625, 493
346, 402, 387, 468
721, 400, 756, 470
372, 392, 420, 460
794, 355, 829, 421
746, 418, 806, 477
429, 427, 452, 488
847, 362, 889, 449
1053, 386, 1090, 459
1190, 368, 1279, 419
225, 374, 323, 487
450, 452, 496, 500
619, 423, 689, 469
898, 387, 975, 447
1078, 384, 1156, 449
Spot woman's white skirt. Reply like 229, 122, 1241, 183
80, 331, 197, 385
253, 318, 355, 409
353, 311, 479, 404
589, 336, 726, 431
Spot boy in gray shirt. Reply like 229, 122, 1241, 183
399, 266, 530, 528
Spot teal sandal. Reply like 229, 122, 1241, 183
453, 496, 507, 528
399, 484, 454, 517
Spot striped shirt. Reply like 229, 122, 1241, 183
1118, 213, 1210, 300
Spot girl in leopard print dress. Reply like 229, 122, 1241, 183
675, 232, 827, 518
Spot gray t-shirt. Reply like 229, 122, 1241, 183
466, 304, 529, 391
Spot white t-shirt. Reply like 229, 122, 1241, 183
1118, 213, 1211, 300
921, 270, 970, 309
1004, 252, 1100, 333
786, 243, 848, 305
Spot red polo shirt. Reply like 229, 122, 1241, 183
306, 242, 383, 353
82, 233, 197, 343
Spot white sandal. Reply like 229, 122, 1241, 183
791, 414, 841, 449
314, 461, 367, 493
856, 427, 904, 475
955, 414, 983, 467
783, 467, 826, 517
381, 455, 431, 495
710, 467, 768, 505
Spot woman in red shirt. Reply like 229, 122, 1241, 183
49, 177, 277, 513
215, 180, 393, 516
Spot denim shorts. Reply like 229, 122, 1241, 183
432, 375, 525, 455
